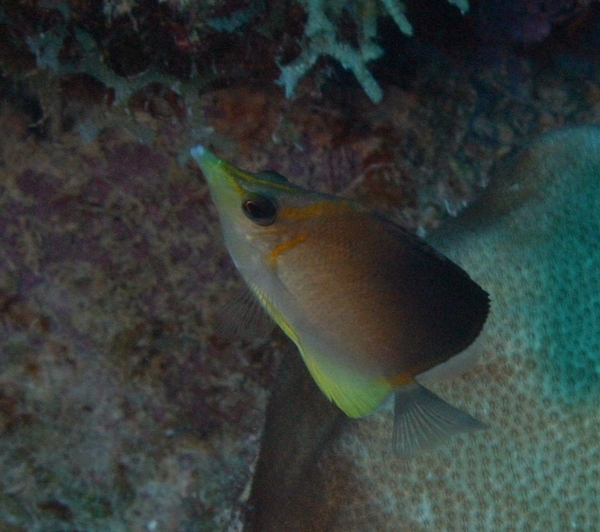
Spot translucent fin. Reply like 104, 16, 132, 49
213, 285, 275, 341
417, 334, 485, 386
393, 383, 486, 456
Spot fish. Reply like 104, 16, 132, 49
246, 124, 600, 531
191, 145, 490, 455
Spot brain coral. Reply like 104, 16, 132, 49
250, 125, 600, 531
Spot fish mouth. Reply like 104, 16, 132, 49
191, 145, 231, 186
191, 145, 246, 209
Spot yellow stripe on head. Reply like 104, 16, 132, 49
233, 167, 299, 193
191, 145, 299, 197
278, 200, 349, 220
266, 233, 308, 268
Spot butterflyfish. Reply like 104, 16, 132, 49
191, 145, 490, 455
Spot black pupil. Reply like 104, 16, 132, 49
243, 197, 277, 225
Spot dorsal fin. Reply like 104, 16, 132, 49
255, 170, 290, 185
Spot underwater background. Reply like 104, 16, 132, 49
0, 0, 599, 530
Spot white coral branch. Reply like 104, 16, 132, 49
277, 0, 469, 103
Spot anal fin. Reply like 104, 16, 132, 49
393, 383, 486, 456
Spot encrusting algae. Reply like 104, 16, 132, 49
191, 144, 489, 456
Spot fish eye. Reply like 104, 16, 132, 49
242, 197, 277, 226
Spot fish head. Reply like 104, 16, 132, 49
190, 145, 335, 281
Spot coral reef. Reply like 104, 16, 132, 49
0, 60, 503, 532
1, 1, 600, 531
1, 0, 597, 109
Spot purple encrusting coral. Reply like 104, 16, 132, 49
0, 104, 277, 530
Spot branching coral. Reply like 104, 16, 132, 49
277, 0, 469, 103
26, 27, 184, 105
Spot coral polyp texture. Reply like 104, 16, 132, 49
308, 126, 600, 531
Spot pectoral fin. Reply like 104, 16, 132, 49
213, 284, 275, 341
393, 383, 486, 456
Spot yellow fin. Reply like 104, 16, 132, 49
299, 344, 393, 418
248, 281, 392, 418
